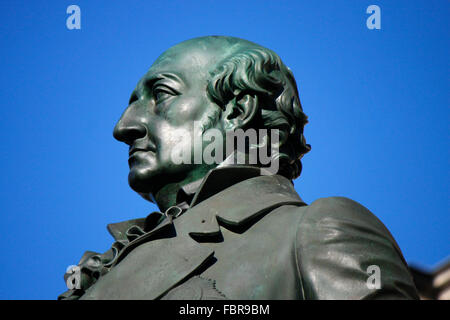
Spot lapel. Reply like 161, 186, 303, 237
81, 216, 214, 300
85, 167, 305, 300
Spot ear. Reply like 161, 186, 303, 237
221, 93, 259, 131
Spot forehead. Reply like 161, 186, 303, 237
142, 42, 231, 87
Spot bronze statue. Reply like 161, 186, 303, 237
59, 36, 419, 300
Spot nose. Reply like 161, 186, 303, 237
113, 104, 147, 145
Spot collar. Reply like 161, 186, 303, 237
175, 167, 306, 238
176, 153, 263, 206
107, 166, 306, 242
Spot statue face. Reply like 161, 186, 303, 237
113, 41, 227, 195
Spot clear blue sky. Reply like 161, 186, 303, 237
0, 1, 448, 299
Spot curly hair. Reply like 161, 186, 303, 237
206, 42, 311, 180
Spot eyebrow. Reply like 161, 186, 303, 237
150, 72, 183, 83
129, 72, 184, 104
142, 72, 184, 92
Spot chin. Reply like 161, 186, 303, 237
128, 165, 159, 194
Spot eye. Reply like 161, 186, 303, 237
153, 85, 178, 103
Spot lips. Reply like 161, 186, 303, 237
128, 144, 156, 157
129, 147, 146, 157
128, 147, 155, 167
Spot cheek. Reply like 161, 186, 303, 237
165, 95, 212, 125
157, 124, 195, 163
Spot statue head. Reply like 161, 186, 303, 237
113, 36, 310, 208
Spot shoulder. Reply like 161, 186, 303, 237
304, 196, 382, 223
295, 196, 402, 260
297, 196, 396, 241
293, 196, 419, 299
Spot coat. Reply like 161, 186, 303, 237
59, 166, 418, 300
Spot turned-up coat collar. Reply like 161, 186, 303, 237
107, 166, 306, 242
